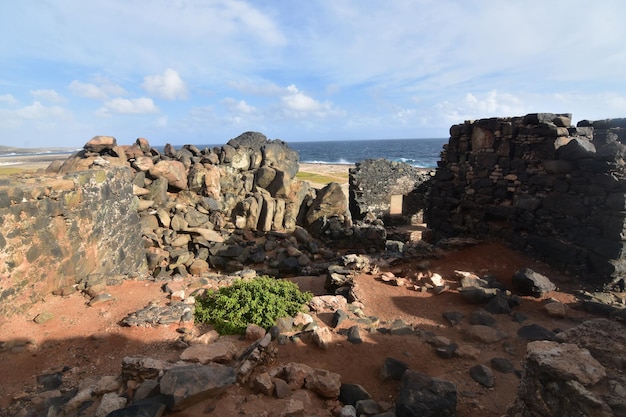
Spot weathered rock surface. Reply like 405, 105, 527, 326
159, 364, 236, 410
395, 370, 457, 417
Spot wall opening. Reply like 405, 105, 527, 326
390, 194, 403, 216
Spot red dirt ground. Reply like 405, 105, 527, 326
0, 242, 600, 416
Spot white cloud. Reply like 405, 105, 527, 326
69, 80, 127, 100
434, 90, 530, 125
30, 89, 66, 103
222, 98, 256, 114
280, 84, 343, 118
97, 97, 159, 116
0, 101, 72, 130
0, 94, 18, 106
142, 68, 188, 101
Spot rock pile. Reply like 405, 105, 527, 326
49, 132, 364, 279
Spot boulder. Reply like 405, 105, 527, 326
159, 364, 236, 410
306, 182, 348, 226
149, 160, 188, 190
85, 135, 117, 153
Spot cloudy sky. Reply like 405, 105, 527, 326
1, 1, 625, 148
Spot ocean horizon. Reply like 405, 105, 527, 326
0, 137, 448, 169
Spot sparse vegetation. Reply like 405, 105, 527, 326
296, 171, 349, 185
194, 276, 313, 335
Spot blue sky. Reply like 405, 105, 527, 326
1, 1, 625, 148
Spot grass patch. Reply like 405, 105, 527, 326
195, 276, 313, 335
0, 167, 28, 176
296, 171, 349, 184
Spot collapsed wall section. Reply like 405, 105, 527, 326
426, 113, 626, 287
349, 158, 431, 223
0, 167, 146, 317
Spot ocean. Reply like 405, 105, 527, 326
0, 138, 449, 169
288, 138, 447, 168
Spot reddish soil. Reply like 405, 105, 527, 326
0, 242, 600, 416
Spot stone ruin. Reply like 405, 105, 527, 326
1, 116, 626, 416
427, 113, 626, 289
0, 131, 388, 316
349, 158, 431, 224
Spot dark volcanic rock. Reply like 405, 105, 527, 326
469, 364, 494, 388
159, 364, 236, 410
396, 370, 457, 417
517, 324, 556, 341
381, 357, 409, 381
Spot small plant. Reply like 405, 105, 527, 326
194, 276, 313, 335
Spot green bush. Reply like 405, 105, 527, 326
194, 276, 313, 335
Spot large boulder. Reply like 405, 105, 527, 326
149, 160, 188, 190
306, 182, 348, 226
159, 364, 236, 411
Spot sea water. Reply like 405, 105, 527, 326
289, 138, 447, 168
192, 138, 447, 169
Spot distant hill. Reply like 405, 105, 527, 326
0, 145, 78, 155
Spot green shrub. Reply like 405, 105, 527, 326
194, 276, 313, 335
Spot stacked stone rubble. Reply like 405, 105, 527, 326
427, 113, 626, 287
51, 132, 356, 279
349, 158, 432, 223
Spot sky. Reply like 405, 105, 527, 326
1, 1, 625, 148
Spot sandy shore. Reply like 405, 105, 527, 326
0, 154, 355, 179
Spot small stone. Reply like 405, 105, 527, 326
33, 311, 55, 324
340, 405, 357, 417
455, 345, 481, 360
312, 327, 334, 350
490, 358, 515, 374
517, 324, 556, 341
442, 311, 464, 326
254, 372, 274, 396
179, 340, 238, 364
469, 310, 496, 327
381, 357, 409, 381
88, 293, 115, 306
356, 399, 380, 415
469, 365, 494, 388
95, 392, 127, 417
339, 383, 372, 406
346, 326, 362, 344
332, 309, 348, 328
465, 325, 508, 344
273, 378, 292, 398
190, 330, 219, 345
245, 324, 266, 341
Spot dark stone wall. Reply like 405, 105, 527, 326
349, 158, 431, 222
0, 167, 146, 316
426, 113, 626, 287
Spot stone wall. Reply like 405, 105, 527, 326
349, 158, 431, 223
0, 167, 146, 317
426, 113, 626, 287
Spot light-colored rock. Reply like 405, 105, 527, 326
526, 341, 606, 386
180, 340, 237, 364
312, 327, 334, 350
95, 392, 126, 417
464, 325, 508, 344
246, 323, 266, 341
149, 160, 188, 190
305, 368, 341, 398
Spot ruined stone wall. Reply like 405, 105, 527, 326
349, 158, 431, 222
0, 167, 146, 317
426, 113, 626, 287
